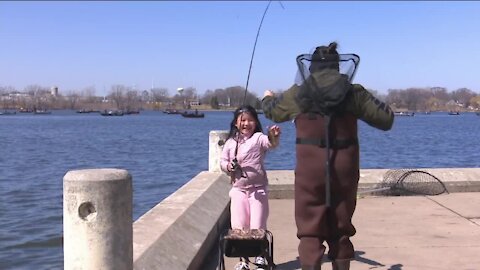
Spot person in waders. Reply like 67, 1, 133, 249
261, 42, 394, 270
221, 105, 281, 270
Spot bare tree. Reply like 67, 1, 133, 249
225, 86, 245, 107
139, 90, 150, 104
213, 88, 229, 106
0, 86, 18, 110
23, 85, 51, 110
150, 87, 169, 102
200, 89, 215, 105
244, 91, 260, 108
0, 85, 17, 95
425, 96, 442, 111
108, 85, 129, 109
386, 89, 405, 109
451, 88, 476, 107
199, 87, 260, 108
81, 86, 97, 102
172, 87, 196, 109
65, 90, 81, 110
431, 87, 450, 101
125, 90, 140, 111
469, 96, 480, 110
183, 87, 197, 100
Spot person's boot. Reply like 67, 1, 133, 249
332, 259, 350, 270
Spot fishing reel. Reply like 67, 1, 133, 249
230, 158, 248, 179
231, 158, 240, 171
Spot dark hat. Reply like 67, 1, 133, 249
310, 42, 340, 72
312, 42, 339, 61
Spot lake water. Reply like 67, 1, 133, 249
1, 110, 479, 269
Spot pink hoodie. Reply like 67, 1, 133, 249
221, 132, 273, 190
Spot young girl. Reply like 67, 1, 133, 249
221, 105, 280, 270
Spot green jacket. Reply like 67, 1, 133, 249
261, 83, 394, 131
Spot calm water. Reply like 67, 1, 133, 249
1, 110, 479, 269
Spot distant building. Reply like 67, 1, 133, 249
189, 100, 200, 107
51, 86, 59, 96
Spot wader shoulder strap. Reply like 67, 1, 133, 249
325, 116, 332, 208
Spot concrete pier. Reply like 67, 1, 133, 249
220, 191, 480, 270
130, 168, 480, 270
61, 167, 480, 269
132, 171, 231, 270
209, 130, 229, 172
61, 130, 480, 269
63, 169, 133, 270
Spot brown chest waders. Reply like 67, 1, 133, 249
295, 113, 359, 267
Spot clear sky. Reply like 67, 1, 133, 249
1, 1, 480, 97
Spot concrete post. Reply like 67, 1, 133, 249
63, 169, 133, 270
209, 130, 229, 172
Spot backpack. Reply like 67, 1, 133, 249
296, 68, 352, 116
294, 50, 359, 208
295, 68, 354, 208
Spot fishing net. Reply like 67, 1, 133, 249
295, 52, 360, 86
361, 169, 449, 196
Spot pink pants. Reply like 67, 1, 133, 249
229, 186, 269, 230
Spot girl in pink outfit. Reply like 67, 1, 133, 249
221, 105, 280, 230
221, 105, 280, 269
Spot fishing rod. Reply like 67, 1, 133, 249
230, 1, 283, 184
242, 1, 284, 105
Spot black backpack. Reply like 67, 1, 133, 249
296, 68, 352, 116
295, 68, 353, 208
294, 51, 360, 207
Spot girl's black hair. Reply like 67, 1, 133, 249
228, 105, 263, 139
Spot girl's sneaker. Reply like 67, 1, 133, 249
254, 257, 267, 270
234, 261, 250, 270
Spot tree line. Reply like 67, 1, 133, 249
1, 84, 479, 112
382, 87, 480, 112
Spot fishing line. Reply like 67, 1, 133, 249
230, 1, 282, 184
242, 1, 279, 105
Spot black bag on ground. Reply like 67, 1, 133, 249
218, 229, 275, 270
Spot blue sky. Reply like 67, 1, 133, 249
1, 1, 480, 97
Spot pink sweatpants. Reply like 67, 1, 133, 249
229, 186, 269, 230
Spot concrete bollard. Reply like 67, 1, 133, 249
209, 130, 229, 172
63, 168, 133, 270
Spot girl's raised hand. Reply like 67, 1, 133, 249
267, 125, 281, 148
268, 125, 281, 137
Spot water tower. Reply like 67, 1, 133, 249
177, 87, 184, 96
51, 86, 59, 96
177, 88, 185, 109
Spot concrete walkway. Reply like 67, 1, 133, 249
221, 192, 480, 270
